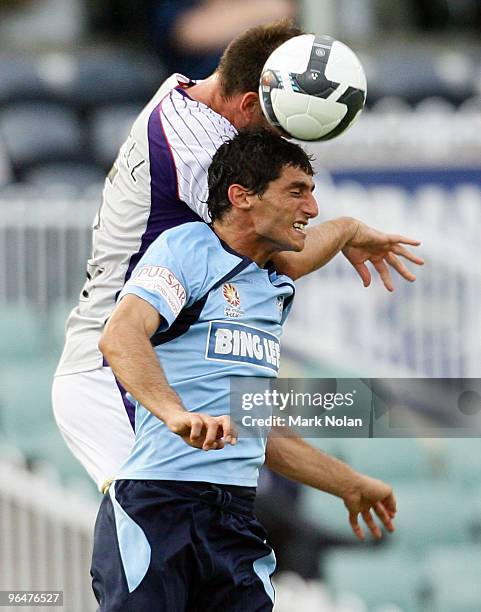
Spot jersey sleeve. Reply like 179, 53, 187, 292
159, 92, 237, 221
118, 226, 207, 330
268, 268, 296, 325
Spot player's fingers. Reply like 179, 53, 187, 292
383, 493, 397, 517
218, 415, 238, 445
387, 234, 421, 247
189, 415, 204, 442
210, 439, 225, 450
374, 501, 395, 533
373, 259, 394, 292
354, 263, 372, 287
392, 244, 425, 265
202, 419, 223, 451
361, 509, 382, 539
386, 252, 416, 282
349, 511, 365, 541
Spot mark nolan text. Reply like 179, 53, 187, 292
290, 415, 363, 427
241, 415, 363, 427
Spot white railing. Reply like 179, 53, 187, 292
0, 200, 96, 311
0, 456, 98, 612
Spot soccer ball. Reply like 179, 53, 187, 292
259, 34, 367, 141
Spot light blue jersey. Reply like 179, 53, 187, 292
116, 222, 295, 486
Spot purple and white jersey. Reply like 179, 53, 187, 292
56, 74, 237, 376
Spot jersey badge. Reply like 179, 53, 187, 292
222, 283, 243, 318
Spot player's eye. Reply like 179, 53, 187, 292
290, 191, 301, 197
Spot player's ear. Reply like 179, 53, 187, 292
239, 92, 261, 126
227, 184, 252, 211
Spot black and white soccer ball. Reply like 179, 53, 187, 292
259, 34, 367, 141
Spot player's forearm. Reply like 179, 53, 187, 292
265, 432, 362, 499
99, 321, 184, 422
272, 216, 359, 280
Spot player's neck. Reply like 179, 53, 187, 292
187, 73, 245, 129
212, 222, 274, 269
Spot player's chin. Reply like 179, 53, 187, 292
275, 231, 306, 253
288, 231, 307, 251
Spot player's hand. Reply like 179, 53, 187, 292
165, 411, 238, 451
342, 474, 397, 541
342, 221, 424, 292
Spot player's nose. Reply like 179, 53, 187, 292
303, 192, 318, 219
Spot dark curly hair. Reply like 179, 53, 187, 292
207, 129, 314, 222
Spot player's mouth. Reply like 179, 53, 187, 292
293, 222, 307, 235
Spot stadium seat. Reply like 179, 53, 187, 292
79, 183, 105, 207
89, 105, 141, 168
415, 97, 456, 115
0, 103, 83, 174
422, 544, 481, 612
367, 53, 440, 105
324, 548, 422, 611
0, 304, 47, 359
47, 300, 74, 355
0, 133, 13, 187
458, 95, 481, 114
468, 487, 481, 542
441, 438, 481, 486
24, 162, 105, 193
0, 53, 51, 105
434, 51, 475, 104
0, 182, 40, 202
371, 96, 412, 115
0, 353, 97, 491
0, 358, 56, 454
367, 51, 474, 106
53, 49, 163, 110
0, 358, 89, 485
336, 438, 434, 482
0, 47, 163, 108
389, 482, 473, 552
30, 427, 95, 492
300, 485, 358, 541
0, 359, 56, 420
0, 440, 28, 468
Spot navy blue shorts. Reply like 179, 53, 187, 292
91, 480, 276, 611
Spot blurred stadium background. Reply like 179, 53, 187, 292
0, 1, 480, 611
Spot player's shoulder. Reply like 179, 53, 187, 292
162, 222, 244, 273
145, 222, 245, 298
151, 222, 226, 263
160, 221, 215, 248
162, 86, 236, 141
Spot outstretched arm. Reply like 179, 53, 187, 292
265, 433, 397, 540
271, 216, 424, 290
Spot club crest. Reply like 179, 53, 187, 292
223, 283, 241, 308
